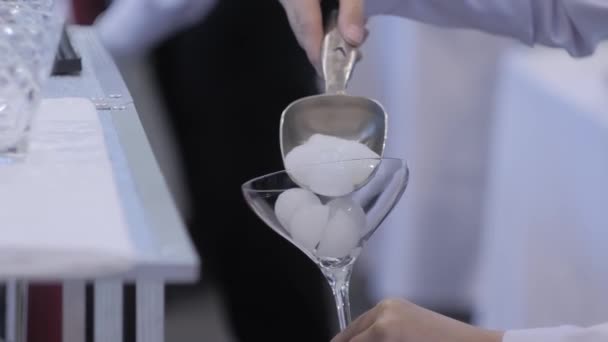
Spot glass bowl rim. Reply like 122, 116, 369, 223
241, 157, 408, 193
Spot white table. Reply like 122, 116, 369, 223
475, 45, 608, 329
2, 27, 199, 342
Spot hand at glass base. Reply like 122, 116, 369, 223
332, 299, 504, 342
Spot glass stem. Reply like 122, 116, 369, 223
323, 266, 354, 331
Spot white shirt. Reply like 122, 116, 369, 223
505, 323, 608, 342
95, 0, 216, 57
97, 0, 608, 57
366, 0, 608, 57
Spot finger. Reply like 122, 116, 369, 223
331, 306, 381, 342
355, 28, 369, 61
338, 0, 366, 46
280, 0, 324, 68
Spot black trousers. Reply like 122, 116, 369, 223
152, 1, 332, 341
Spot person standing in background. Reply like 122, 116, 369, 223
151, 2, 333, 340
98, 0, 333, 341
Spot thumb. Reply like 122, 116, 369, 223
338, 0, 366, 46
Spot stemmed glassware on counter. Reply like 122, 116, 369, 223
0, 0, 67, 162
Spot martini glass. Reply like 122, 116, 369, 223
242, 158, 409, 330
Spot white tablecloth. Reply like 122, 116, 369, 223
0, 98, 135, 280
475, 45, 608, 329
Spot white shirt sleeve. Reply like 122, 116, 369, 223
365, 0, 608, 57
504, 323, 608, 342
95, 0, 217, 57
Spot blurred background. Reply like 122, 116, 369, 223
75, 0, 608, 340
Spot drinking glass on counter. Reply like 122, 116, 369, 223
0, 0, 67, 162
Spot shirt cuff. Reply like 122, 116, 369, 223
364, 0, 397, 17
504, 326, 593, 342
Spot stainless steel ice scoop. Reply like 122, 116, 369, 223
279, 11, 388, 162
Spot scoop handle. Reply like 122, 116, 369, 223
322, 10, 359, 95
